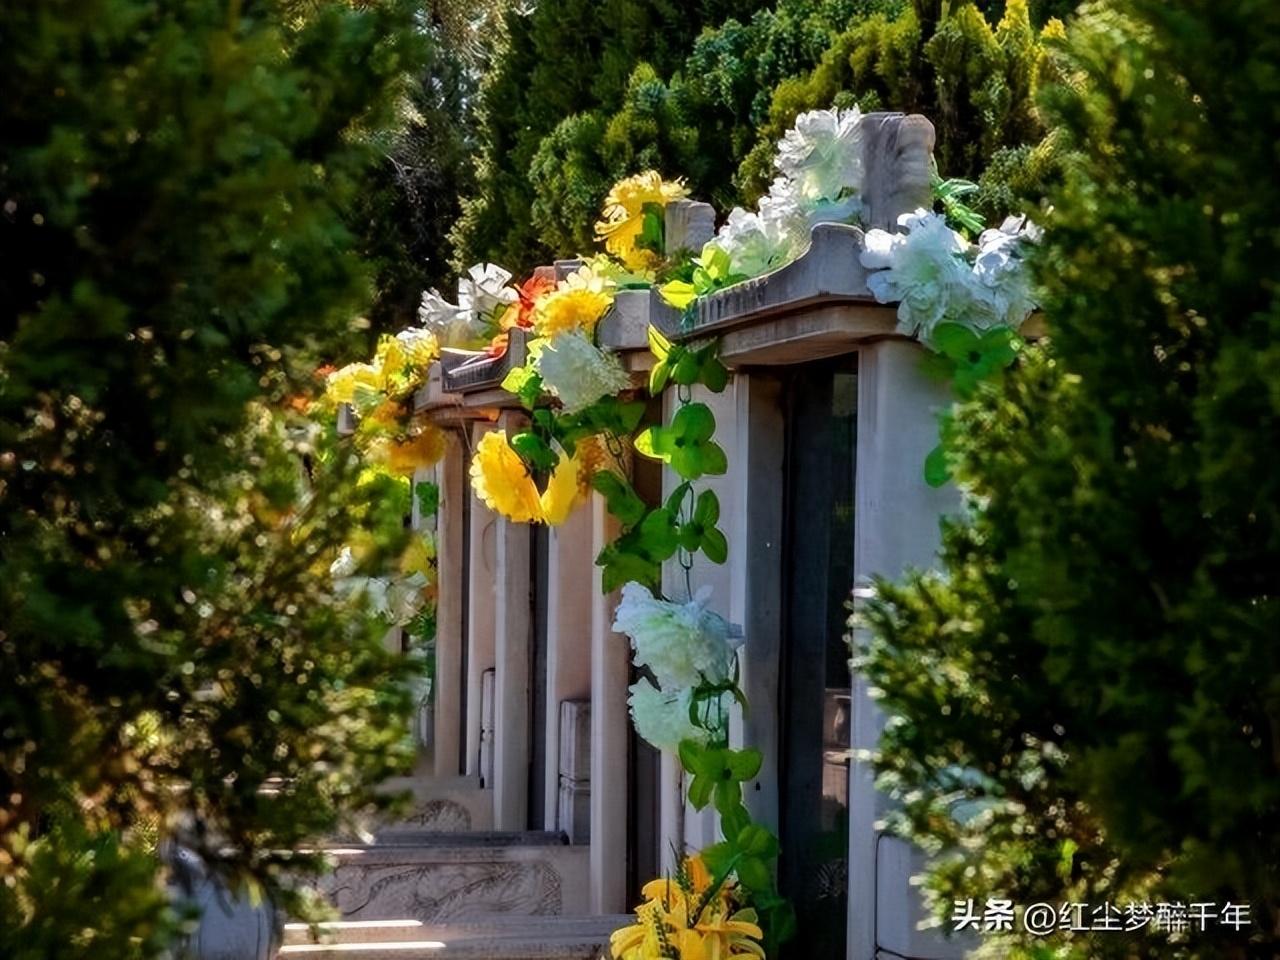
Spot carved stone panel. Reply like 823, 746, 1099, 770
320, 858, 563, 922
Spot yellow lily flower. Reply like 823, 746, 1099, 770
595, 171, 689, 271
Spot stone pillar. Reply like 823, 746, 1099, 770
479, 667, 496, 790
465, 423, 498, 782
588, 493, 627, 914
858, 113, 936, 233
557, 699, 592, 844
726, 373, 786, 832
664, 199, 716, 256
493, 410, 532, 831
847, 339, 963, 960
433, 431, 465, 778
543, 503, 595, 831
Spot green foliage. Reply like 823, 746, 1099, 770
739, 0, 1061, 212
857, 1, 1280, 956
358, 28, 478, 336
453, 0, 770, 272
0, 818, 189, 960
0, 0, 425, 954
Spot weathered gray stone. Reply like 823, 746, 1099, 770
858, 111, 936, 233
307, 841, 590, 923
596, 288, 680, 351
335, 404, 358, 437
686, 222, 874, 339
556, 700, 590, 845
479, 668, 496, 790
664, 199, 716, 256
440, 331, 529, 396
552, 259, 583, 282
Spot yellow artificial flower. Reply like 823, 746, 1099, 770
384, 426, 447, 475
533, 266, 615, 338
539, 443, 598, 525
595, 171, 689, 271
470, 430, 542, 523
611, 856, 765, 960
326, 362, 381, 408
399, 533, 437, 581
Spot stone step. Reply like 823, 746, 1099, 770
279, 915, 628, 960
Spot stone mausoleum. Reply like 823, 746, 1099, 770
280, 112, 985, 960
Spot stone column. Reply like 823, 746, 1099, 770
847, 339, 962, 960
726, 373, 786, 832
432, 430, 465, 778
465, 422, 498, 783
557, 700, 592, 844
543, 504, 595, 831
588, 493, 627, 914
493, 410, 532, 831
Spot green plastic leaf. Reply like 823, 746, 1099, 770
719, 801, 751, 843
502, 365, 544, 409
693, 489, 719, 526
700, 526, 728, 564
592, 471, 646, 528
700, 841, 736, 877
673, 403, 716, 442
414, 481, 440, 516
678, 738, 703, 776
736, 824, 779, 859
510, 431, 558, 472
700, 356, 729, 393
736, 855, 771, 891
688, 772, 714, 810
673, 351, 701, 386
658, 280, 697, 312
648, 324, 672, 360
924, 443, 950, 487
638, 204, 665, 253
714, 779, 742, 817
637, 508, 679, 559
726, 747, 763, 782
665, 481, 692, 515
633, 426, 665, 461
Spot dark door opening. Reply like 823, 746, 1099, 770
529, 523, 550, 830
779, 354, 857, 959
626, 396, 666, 903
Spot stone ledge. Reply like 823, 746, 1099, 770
684, 223, 879, 343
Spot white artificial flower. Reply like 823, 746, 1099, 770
457, 262, 518, 321
971, 219, 1038, 328
417, 288, 473, 344
333, 571, 428, 627
860, 209, 974, 339
384, 572, 429, 626
628, 680, 713, 753
612, 582, 742, 690
329, 546, 358, 580
535, 330, 631, 414
710, 206, 798, 279
418, 263, 518, 346
774, 107, 863, 205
